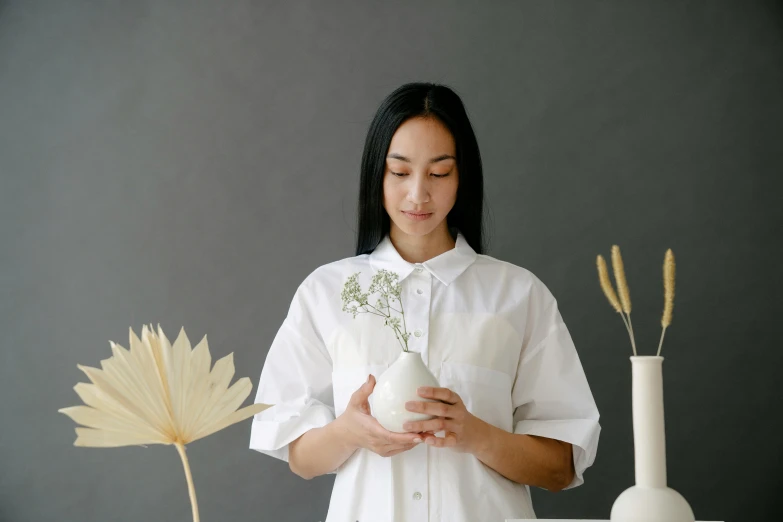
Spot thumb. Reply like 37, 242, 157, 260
350, 374, 375, 405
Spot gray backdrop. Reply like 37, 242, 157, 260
2, 1, 781, 521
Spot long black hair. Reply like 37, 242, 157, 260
356, 82, 487, 256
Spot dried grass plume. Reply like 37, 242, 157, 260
597, 255, 623, 314
657, 249, 676, 356
596, 246, 677, 358
611, 245, 632, 314
662, 249, 676, 328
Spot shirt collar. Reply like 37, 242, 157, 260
368, 231, 477, 286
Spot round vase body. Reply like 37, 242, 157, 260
611, 485, 695, 522
370, 351, 440, 433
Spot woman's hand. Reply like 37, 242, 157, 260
403, 386, 488, 454
335, 374, 423, 458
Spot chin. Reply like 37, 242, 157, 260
390, 218, 443, 238
400, 227, 435, 237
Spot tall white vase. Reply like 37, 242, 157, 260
370, 351, 440, 433
610, 356, 695, 522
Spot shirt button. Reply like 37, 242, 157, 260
413, 491, 422, 500
416, 288, 423, 295
414, 329, 423, 337
414, 266, 423, 273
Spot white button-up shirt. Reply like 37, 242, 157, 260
250, 232, 601, 522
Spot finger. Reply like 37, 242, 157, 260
405, 400, 452, 417
387, 441, 420, 451
402, 418, 453, 434
377, 440, 419, 455
417, 386, 460, 405
365, 418, 422, 445
419, 432, 438, 444
424, 432, 458, 448
385, 431, 425, 445
384, 444, 417, 457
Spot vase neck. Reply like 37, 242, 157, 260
630, 356, 667, 488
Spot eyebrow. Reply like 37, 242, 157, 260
386, 153, 456, 164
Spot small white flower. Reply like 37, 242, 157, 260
340, 269, 411, 352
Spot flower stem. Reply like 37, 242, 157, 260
392, 325, 408, 352
618, 312, 635, 355
626, 314, 638, 356
396, 295, 409, 352
656, 326, 667, 357
175, 442, 200, 522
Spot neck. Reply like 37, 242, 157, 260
388, 222, 456, 264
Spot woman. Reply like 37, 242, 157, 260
249, 82, 600, 521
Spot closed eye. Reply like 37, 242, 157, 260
391, 172, 450, 178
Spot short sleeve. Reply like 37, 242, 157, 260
249, 278, 335, 465
511, 278, 601, 489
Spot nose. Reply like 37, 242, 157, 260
407, 175, 430, 204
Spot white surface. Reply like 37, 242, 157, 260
505, 520, 723, 521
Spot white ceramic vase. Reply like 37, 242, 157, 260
610, 356, 695, 522
370, 351, 440, 433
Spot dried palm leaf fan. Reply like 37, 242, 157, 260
59, 325, 272, 522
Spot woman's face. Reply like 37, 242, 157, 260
383, 116, 459, 239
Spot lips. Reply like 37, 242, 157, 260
402, 210, 433, 221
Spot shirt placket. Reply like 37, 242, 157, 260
398, 263, 432, 521
406, 263, 432, 365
